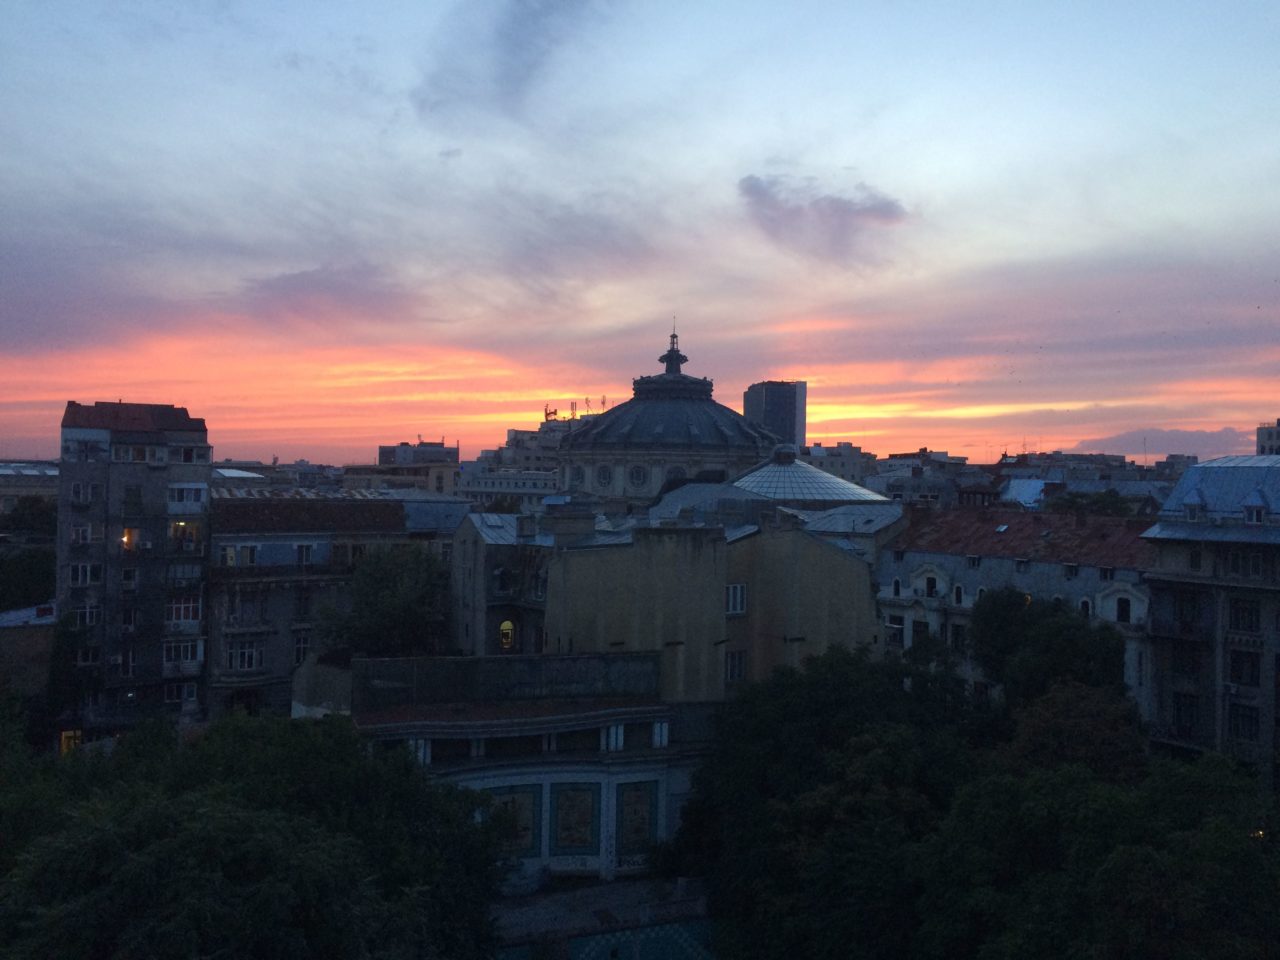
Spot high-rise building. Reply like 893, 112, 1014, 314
743, 380, 806, 447
57, 402, 211, 737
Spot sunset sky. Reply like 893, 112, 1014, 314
3, 2, 1278, 465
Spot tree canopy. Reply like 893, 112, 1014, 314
671, 648, 1280, 960
0, 710, 501, 960
320, 544, 451, 657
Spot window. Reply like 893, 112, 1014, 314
294, 588, 312, 619
952, 584, 963, 605
294, 630, 311, 665
725, 583, 746, 615
1229, 598, 1261, 633
70, 481, 101, 503
886, 614, 904, 646
1184, 504, 1201, 521
226, 641, 263, 671
1064, 563, 1079, 580
164, 682, 198, 703
121, 608, 139, 632
69, 563, 103, 587
725, 649, 745, 684
1080, 599, 1091, 617
1189, 549, 1201, 572
296, 543, 312, 567
925, 576, 937, 598
73, 604, 101, 628
628, 464, 649, 488
911, 620, 930, 645
499, 620, 516, 650
1115, 597, 1131, 624
893, 550, 904, 563
595, 464, 613, 488
1015, 558, 1029, 573
76, 645, 101, 666
167, 486, 204, 504
1228, 703, 1260, 742
1229, 551, 1245, 576
165, 596, 201, 622
949, 622, 967, 653
164, 640, 199, 663
168, 563, 201, 585
1245, 506, 1265, 525
121, 527, 141, 551
967, 555, 981, 569
1099, 567, 1115, 581
1249, 553, 1264, 579
1230, 650, 1261, 687
70, 523, 99, 544
238, 545, 258, 566
120, 646, 136, 679
122, 567, 138, 591
892, 578, 901, 598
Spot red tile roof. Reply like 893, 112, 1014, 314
61, 401, 206, 433
894, 509, 1156, 569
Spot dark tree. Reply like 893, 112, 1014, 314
0, 713, 502, 960
968, 587, 1125, 707
321, 544, 451, 657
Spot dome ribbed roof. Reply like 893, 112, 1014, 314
561, 335, 778, 454
734, 446, 889, 503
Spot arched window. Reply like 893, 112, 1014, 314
1080, 599, 1091, 617
892, 578, 901, 598
499, 620, 516, 651
953, 584, 963, 605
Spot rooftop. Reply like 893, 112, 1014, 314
893, 509, 1155, 569
61, 401, 206, 433
733, 446, 888, 503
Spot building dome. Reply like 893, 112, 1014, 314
560, 334, 778, 455
734, 445, 889, 504
558, 334, 779, 503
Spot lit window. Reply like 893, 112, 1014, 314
499, 620, 516, 650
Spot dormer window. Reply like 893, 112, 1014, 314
1245, 506, 1265, 525
1184, 504, 1201, 521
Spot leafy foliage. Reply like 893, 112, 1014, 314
0, 547, 54, 611
0, 712, 501, 960
968, 587, 1125, 707
675, 646, 1280, 960
321, 544, 451, 657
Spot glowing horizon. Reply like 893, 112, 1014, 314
2, 3, 1276, 468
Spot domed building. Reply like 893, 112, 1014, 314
732, 444, 889, 509
559, 334, 779, 503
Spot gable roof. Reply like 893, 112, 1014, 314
61, 401, 206, 433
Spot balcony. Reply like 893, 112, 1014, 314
162, 659, 203, 679
169, 539, 206, 557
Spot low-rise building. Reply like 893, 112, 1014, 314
879, 509, 1153, 701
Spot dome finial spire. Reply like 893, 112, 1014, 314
660, 324, 687, 375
